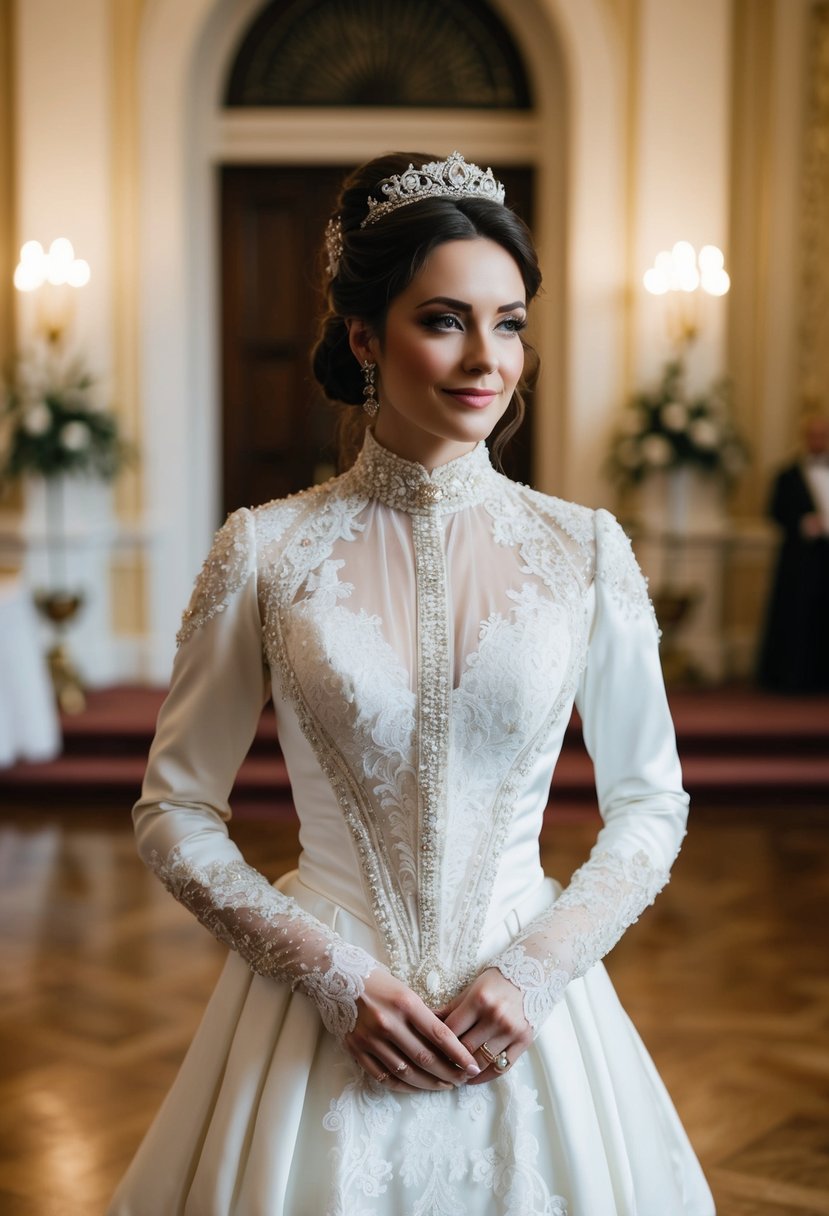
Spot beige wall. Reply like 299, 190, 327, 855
724, 0, 813, 662
0, 0, 819, 679
109, 0, 146, 637
0, 0, 14, 366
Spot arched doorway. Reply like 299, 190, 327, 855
219, 0, 538, 512
138, 0, 624, 676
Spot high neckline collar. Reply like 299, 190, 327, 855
349, 429, 495, 515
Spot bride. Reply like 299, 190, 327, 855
109, 152, 715, 1214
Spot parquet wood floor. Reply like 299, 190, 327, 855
0, 802, 827, 1215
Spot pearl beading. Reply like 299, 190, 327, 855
350, 430, 495, 516
409, 507, 453, 1002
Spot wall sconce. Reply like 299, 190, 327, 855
643, 241, 730, 352
13, 238, 91, 344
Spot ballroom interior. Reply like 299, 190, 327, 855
0, 1, 828, 1213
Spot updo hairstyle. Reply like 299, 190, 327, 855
311, 152, 542, 466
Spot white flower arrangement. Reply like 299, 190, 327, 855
608, 359, 748, 487
0, 346, 132, 487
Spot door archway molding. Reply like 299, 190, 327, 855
138, 0, 625, 675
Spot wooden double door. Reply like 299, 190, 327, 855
220, 165, 534, 516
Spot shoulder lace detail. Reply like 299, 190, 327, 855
176, 488, 331, 648
594, 509, 660, 633
176, 508, 254, 647
491, 847, 670, 1036
489, 484, 595, 591
147, 846, 377, 1038
519, 486, 596, 565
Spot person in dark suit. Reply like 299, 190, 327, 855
758, 414, 829, 692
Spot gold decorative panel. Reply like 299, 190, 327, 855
800, 2, 829, 411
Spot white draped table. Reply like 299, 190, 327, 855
0, 577, 61, 767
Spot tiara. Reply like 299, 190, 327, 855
323, 152, 506, 277
324, 216, 343, 277
361, 151, 506, 227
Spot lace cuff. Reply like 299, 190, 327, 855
490, 848, 670, 1036
149, 846, 378, 1039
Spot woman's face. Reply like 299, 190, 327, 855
351, 238, 527, 468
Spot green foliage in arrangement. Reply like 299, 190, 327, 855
0, 347, 133, 486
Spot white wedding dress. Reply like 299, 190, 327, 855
109, 432, 715, 1215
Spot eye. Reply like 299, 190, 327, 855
420, 313, 464, 332
497, 315, 527, 334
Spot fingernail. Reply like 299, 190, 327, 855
466, 1063, 481, 1076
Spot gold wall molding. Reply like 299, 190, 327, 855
728, 0, 776, 518
800, 1, 829, 413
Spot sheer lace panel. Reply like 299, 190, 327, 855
491, 848, 669, 1035
149, 845, 378, 1038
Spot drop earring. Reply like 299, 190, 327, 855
362, 360, 379, 418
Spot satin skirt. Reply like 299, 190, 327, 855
108, 872, 715, 1215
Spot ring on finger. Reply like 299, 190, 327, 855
494, 1051, 510, 1072
395, 1062, 408, 1074
478, 1042, 497, 1066
375, 1069, 389, 1084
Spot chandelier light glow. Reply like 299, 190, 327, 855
12, 237, 92, 344
13, 238, 91, 293
643, 242, 730, 298
643, 241, 730, 352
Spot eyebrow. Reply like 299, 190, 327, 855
416, 295, 526, 313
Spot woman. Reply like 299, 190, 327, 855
110, 152, 714, 1214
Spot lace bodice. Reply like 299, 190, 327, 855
134, 432, 688, 1038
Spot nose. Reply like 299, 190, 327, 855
461, 326, 498, 375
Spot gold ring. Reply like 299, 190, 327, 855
478, 1042, 497, 1065
395, 1062, 408, 1073
376, 1070, 389, 1083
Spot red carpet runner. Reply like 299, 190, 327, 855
1, 685, 828, 817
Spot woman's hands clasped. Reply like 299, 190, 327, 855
344, 967, 532, 1091
344, 969, 481, 1092
438, 967, 533, 1085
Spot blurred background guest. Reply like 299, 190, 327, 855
758, 412, 829, 692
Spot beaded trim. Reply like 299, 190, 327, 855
350, 430, 495, 516
409, 509, 453, 1002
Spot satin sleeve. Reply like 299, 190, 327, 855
132, 508, 379, 1038
488, 509, 688, 1035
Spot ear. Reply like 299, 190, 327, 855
346, 318, 379, 366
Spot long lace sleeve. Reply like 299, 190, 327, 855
489, 509, 688, 1035
133, 508, 379, 1039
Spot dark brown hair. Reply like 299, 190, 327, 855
310, 152, 542, 469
